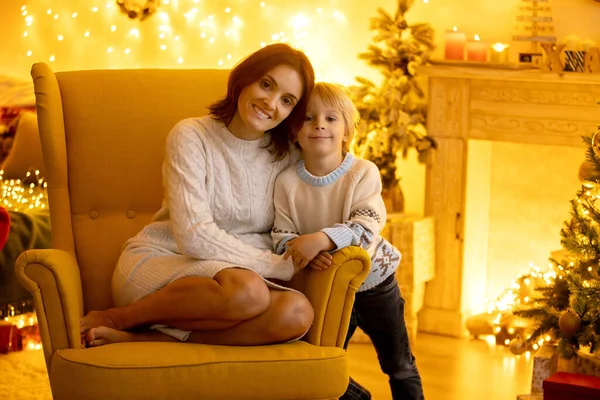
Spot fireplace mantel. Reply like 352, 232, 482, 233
418, 65, 600, 337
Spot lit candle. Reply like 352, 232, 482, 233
445, 26, 466, 60
581, 39, 597, 53
466, 34, 487, 62
563, 34, 581, 51
490, 42, 510, 63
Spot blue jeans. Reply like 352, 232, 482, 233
340, 274, 424, 400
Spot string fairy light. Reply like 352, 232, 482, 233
0, 169, 48, 212
18, 0, 360, 83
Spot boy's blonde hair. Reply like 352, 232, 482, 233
311, 82, 360, 153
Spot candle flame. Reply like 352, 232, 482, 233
453, 26, 458, 32
474, 34, 480, 41
491, 42, 509, 52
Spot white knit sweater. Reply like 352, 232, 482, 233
272, 153, 401, 292
124, 116, 296, 281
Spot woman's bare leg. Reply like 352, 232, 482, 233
81, 268, 270, 336
85, 290, 314, 347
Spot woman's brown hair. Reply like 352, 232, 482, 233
208, 43, 315, 160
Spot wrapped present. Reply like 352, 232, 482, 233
564, 50, 586, 72
543, 372, 600, 400
532, 343, 558, 393
516, 394, 543, 400
557, 348, 600, 378
0, 320, 22, 353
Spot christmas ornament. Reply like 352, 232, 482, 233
558, 310, 581, 338
116, 0, 160, 21
592, 130, 600, 158
578, 160, 600, 182
509, 336, 528, 355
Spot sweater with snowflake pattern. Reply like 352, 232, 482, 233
272, 153, 401, 292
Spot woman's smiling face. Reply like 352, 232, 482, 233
230, 64, 304, 139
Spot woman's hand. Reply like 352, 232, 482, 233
284, 232, 334, 271
308, 251, 333, 271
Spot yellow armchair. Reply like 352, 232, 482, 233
16, 63, 370, 400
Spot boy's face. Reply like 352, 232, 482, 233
296, 96, 347, 158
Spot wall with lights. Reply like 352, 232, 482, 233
0, 0, 597, 221
1, 0, 598, 83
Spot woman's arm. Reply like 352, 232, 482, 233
164, 121, 294, 280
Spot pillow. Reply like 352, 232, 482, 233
0, 111, 44, 179
0, 75, 36, 168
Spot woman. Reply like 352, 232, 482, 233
80, 43, 329, 347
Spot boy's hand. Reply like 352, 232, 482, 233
308, 251, 333, 270
284, 232, 334, 271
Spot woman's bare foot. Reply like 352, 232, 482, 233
81, 310, 119, 332
85, 326, 134, 347
80, 310, 120, 345
84, 326, 176, 347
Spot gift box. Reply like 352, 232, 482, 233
531, 343, 558, 393
564, 50, 586, 72
516, 394, 543, 400
543, 372, 600, 400
0, 320, 23, 353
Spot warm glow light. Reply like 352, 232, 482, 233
17, 0, 354, 83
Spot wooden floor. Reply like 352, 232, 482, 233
348, 334, 533, 400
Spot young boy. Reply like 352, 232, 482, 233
271, 82, 424, 400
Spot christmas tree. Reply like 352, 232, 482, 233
513, 130, 600, 359
347, 0, 436, 195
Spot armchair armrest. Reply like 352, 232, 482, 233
15, 249, 84, 366
288, 246, 370, 348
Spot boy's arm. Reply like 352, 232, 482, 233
272, 178, 300, 255
321, 163, 386, 252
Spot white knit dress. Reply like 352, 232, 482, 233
112, 116, 297, 341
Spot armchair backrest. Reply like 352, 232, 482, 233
31, 64, 230, 312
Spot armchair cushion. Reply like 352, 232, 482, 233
50, 341, 347, 400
